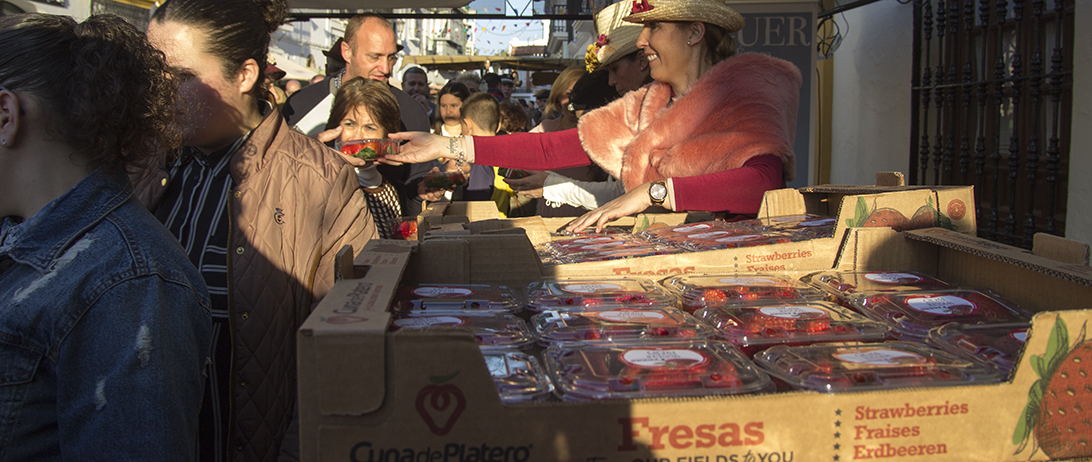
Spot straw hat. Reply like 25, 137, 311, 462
584, 1, 643, 72
624, 0, 745, 33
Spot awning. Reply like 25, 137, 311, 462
269, 52, 321, 81
400, 55, 582, 72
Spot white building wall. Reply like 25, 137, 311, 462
829, 1, 914, 186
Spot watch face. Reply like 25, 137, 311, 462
650, 183, 667, 201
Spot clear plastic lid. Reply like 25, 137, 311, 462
524, 277, 676, 311
557, 245, 682, 264
661, 274, 830, 314
695, 300, 890, 349
389, 312, 535, 349
757, 214, 837, 239
422, 171, 469, 189
678, 233, 799, 252
846, 289, 1032, 340
544, 340, 774, 401
754, 341, 1004, 392
637, 221, 761, 246
531, 307, 714, 346
482, 349, 554, 404
802, 270, 952, 298
540, 234, 639, 256
390, 284, 522, 313
927, 322, 1031, 375
336, 138, 397, 160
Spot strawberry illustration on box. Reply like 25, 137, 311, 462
1014, 317, 1092, 459
844, 196, 956, 232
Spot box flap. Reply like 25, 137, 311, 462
299, 240, 416, 417
756, 188, 807, 218
1033, 232, 1091, 265
905, 228, 1092, 287
875, 171, 906, 186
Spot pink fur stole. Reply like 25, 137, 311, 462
577, 53, 802, 191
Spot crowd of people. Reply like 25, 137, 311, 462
0, 0, 801, 460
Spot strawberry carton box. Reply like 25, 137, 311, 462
298, 226, 1092, 462
418, 182, 976, 278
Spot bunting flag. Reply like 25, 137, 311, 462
501, 25, 506, 31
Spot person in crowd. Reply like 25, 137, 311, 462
454, 70, 481, 93
499, 74, 515, 100
525, 66, 590, 217
431, 81, 470, 137
0, 13, 211, 460
506, 1, 644, 212
283, 13, 438, 216
386, 0, 802, 233
401, 66, 434, 116
535, 66, 583, 133
321, 38, 346, 76
531, 88, 548, 125
143, 0, 378, 460
506, 68, 622, 211
494, 100, 533, 216
286, 79, 301, 96
321, 77, 405, 239
483, 72, 505, 101
449, 92, 497, 202
586, 1, 653, 94
498, 100, 530, 135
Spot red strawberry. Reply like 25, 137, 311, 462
1036, 341, 1092, 458
1015, 319, 1092, 459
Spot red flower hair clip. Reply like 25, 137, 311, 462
631, 0, 653, 14
596, 34, 610, 47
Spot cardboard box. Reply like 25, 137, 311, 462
299, 228, 1092, 462
421, 185, 976, 278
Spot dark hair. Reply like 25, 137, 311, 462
325, 77, 400, 135
152, 0, 287, 100
569, 69, 619, 112
0, 13, 180, 172
402, 66, 426, 81
460, 92, 500, 134
497, 100, 529, 134
701, 23, 736, 65
431, 81, 470, 131
482, 72, 501, 88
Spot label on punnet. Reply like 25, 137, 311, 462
863, 272, 924, 284
391, 316, 466, 328
620, 348, 709, 369
757, 306, 828, 319
904, 295, 977, 316
833, 348, 927, 366
413, 287, 474, 298
592, 310, 667, 323
562, 283, 626, 293
717, 277, 779, 286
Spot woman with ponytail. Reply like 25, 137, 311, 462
140, 0, 378, 460
0, 13, 210, 460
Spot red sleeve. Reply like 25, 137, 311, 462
671, 154, 785, 215
472, 128, 592, 171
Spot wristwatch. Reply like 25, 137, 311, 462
648, 181, 667, 206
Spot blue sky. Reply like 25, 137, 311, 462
464, 0, 545, 55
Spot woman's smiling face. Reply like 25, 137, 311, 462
636, 21, 690, 85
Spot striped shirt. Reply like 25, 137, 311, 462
155, 135, 248, 462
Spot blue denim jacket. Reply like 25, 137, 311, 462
0, 171, 212, 461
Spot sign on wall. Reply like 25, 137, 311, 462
731, 2, 818, 188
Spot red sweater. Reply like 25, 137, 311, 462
474, 128, 784, 215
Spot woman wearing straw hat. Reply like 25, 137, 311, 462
587, 1, 653, 94
386, 0, 802, 232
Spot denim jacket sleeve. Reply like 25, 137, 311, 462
54, 274, 211, 461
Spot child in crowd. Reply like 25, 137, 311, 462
450, 92, 499, 203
